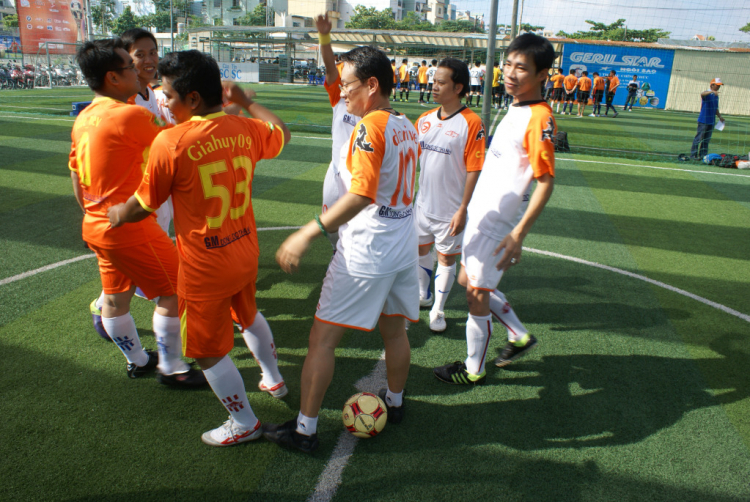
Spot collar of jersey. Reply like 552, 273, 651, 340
190, 111, 227, 122
92, 96, 123, 104
437, 105, 467, 121
513, 99, 547, 107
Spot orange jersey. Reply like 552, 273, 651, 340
398, 64, 409, 82
418, 66, 428, 84
68, 97, 167, 249
563, 75, 578, 91
608, 76, 620, 92
135, 111, 285, 301
593, 76, 606, 91
392, 64, 397, 83
550, 74, 565, 89
578, 76, 592, 92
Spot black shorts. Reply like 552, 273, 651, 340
427, 83, 433, 91
492, 86, 501, 96
578, 91, 590, 103
471, 84, 482, 93
419, 83, 426, 90
593, 90, 604, 102
552, 88, 564, 101
563, 90, 576, 102
606, 92, 616, 104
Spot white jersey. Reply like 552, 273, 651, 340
427, 67, 437, 84
415, 106, 485, 221
337, 110, 418, 277
468, 100, 556, 241
132, 85, 175, 125
325, 74, 360, 172
470, 67, 484, 86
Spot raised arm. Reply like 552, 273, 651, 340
224, 81, 291, 145
315, 14, 338, 86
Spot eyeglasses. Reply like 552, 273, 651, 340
113, 62, 136, 72
339, 78, 363, 93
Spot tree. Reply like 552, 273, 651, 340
111, 6, 139, 35
436, 19, 484, 33
235, 4, 272, 27
3, 14, 18, 29
740, 22, 750, 34
345, 6, 396, 30
395, 11, 434, 32
557, 19, 670, 43
91, 0, 116, 34
520, 22, 544, 33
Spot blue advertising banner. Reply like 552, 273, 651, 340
0, 36, 22, 57
561, 43, 675, 109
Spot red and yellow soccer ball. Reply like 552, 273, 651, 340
342, 392, 387, 438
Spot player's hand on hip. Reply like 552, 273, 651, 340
493, 233, 522, 271
276, 230, 312, 274
449, 208, 467, 236
107, 203, 125, 228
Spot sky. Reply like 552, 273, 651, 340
452, 0, 750, 43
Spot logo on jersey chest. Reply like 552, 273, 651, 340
353, 123, 374, 153
343, 114, 357, 127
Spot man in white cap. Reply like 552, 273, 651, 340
691, 78, 725, 160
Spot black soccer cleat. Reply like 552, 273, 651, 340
157, 366, 208, 388
126, 350, 158, 378
433, 361, 486, 385
495, 335, 538, 368
263, 419, 319, 453
378, 388, 405, 424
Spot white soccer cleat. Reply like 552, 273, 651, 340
588, 113, 596, 117
419, 294, 434, 308
201, 417, 262, 446
258, 380, 288, 399
429, 310, 447, 333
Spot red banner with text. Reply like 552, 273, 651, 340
16, 0, 86, 54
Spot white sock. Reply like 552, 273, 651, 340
297, 411, 318, 436
102, 314, 148, 366
385, 388, 403, 407
489, 290, 528, 343
432, 263, 456, 312
465, 314, 492, 376
242, 312, 284, 387
203, 356, 258, 429
153, 312, 189, 375
95, 291, 105, 310
417, 252, 434, 300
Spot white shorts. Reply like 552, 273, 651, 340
415, 204, 463, 256
460, 224, 505, 292
315, 253, 419, 331
322, 161, 341, 213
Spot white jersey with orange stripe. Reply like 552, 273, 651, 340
337, 110, 419, 277
133, 85, 175, 125
415, 106, 485, 222
325, 75, 360, 172
468, 100, 556, 241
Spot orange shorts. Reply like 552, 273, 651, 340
89, 233, 178, 299
179, 281, 258, 359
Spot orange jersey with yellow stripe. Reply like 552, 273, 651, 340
550, 74, 565, 89
418, 66, 428, 84
392, 64, 397, 83
398, 64, 409, 82
578, 76, 592, 92
68, 97, 167, 249
469, 100, 555, 241
563, 75, 578, 91
593, 76, 606, 91
608, 75, 620, 92
135, 111, 285, 300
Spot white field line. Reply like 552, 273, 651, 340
307, 353, 387, 502
557, 157, 750, 178
0, 105, 71, 111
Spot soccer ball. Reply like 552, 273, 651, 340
342, 392, 387, 438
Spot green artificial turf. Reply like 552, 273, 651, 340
1, 87, 749, 501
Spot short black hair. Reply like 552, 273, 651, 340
610, 70, 617, 75
76, 38, 126, 91
569, 68, 576, 75
506, 33, 555, 75
437, 57, 470, 98
431, 59, 438, 65
582, 71, 588, 76
402, 58, 408, 64
593, 72, 599, 76
121, 28, 157, 53
421, 60, 426, 65
632, 74, 637, 78
390, 59, 395, 64
157, 50, 223, 107
494, 61, 499, 67
475, 61, 481, 66
339, 46, 393, 97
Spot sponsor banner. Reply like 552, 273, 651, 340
17, 0, 85, 54
562, 43, 675, 109
218, 62, 260, 84
0, 35, 22, 56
